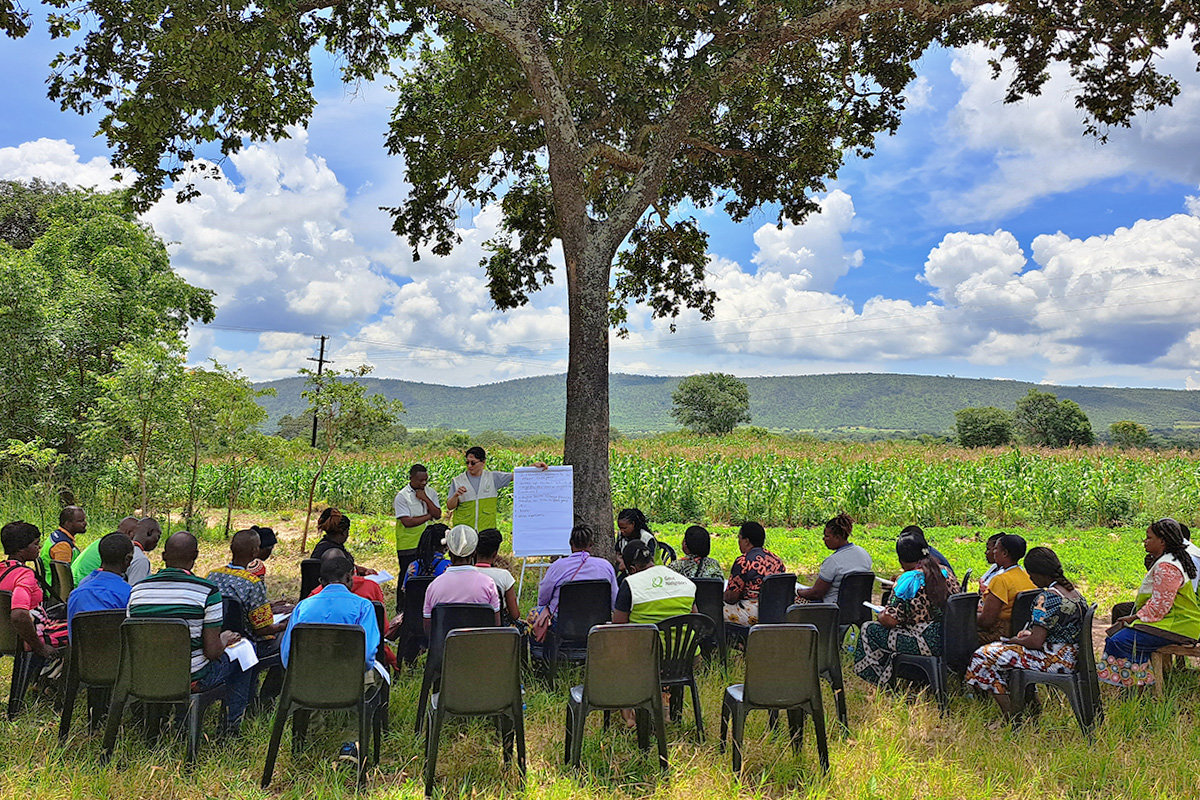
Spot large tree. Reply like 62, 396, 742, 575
16, 0, 1199, 533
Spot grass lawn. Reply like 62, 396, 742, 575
2, 513, 1197, 799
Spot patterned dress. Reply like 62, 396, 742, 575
853, 568, 958, 685
723, 547, 787, 625
965, 587, 1084, 694
668, 556, 723, 580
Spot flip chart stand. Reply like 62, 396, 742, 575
517, 557, 555, 600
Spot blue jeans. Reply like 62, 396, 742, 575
194, 653, 253, 729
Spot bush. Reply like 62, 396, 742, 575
955, 407, 1014, 447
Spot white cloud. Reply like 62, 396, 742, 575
0, 138, 128, 188
750, 190, 864, 291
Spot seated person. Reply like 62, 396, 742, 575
966, 546, 1086, 717
668, 525, 723, 579
127, 532, 252, 734
527, 524, 618, 633
403, 523, 451, 588
794, 513, 872, 605
309, 548, 385, 605
474, 528, 520, 624
899, 525, 953, 572
853, 533, 958, 685
617, 507, 668, 565
281, 552, 381, 673
976, 533, 1037, 644
614, 541, 696, 624
977, 532, 1004, 594
41, 505, 85, 577
1099, 518, 1200, 688
1, 520, 68, 663
71, 516, 137, 585
128, 518, 162, 585
67, 532, 134, 638
246, 525, 278, 578
311, 509, 375, 576
723, 521, 787, 625
422, 525, 500, 634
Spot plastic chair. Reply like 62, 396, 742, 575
425, 628, 525, 798
835, 571, 876, 642
654, 540, 677, 565
726, 573, 796, 646
564, 624, 667, 771
691, 577, 727, 670
959, 568, 973, 593
786, 603, 848, 730
530, 579, 612, 688
398, 575, 434, 665
657, 613, 715, 740
890, 592, 979, 712
1008, 603, 1102, 736
414, 602, 496, 733
369, 600, 391, 732
298, 558, 321, 600
1110, 601, 1134, 622
58, 609, 124, 741
1011, 589, 1041, 635
0, 589, 54, 720
102, 619, 229, 765
51, 560, 74, 603
261, 623, 381, 788
719, 624, 829, 773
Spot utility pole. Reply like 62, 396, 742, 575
307, 335, 332, 448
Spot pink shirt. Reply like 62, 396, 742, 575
423, 566, 500, 618
0, 560, 42, 611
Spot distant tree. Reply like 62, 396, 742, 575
955, 407, 1013, 448
87, 339, 187, 513
275, 413, 313, 442
1014, 389, 1095, 447
671, 373, 751, 435
1110, 420, 1151, 449
300, 365, 404, 551
0, 179, 71, 249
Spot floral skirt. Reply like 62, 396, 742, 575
723, 600, 759, 625
1097, 626, 1176, 688
852, 619, 941, 686
964, 641, 1078, 694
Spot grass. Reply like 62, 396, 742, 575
3, 513, 1194, 798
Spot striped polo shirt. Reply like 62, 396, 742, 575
127, 567, 223, 680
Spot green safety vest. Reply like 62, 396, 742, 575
40, 527, 78, 577
625, 565, 696, 624
449, 471, 502, 532
394, 486, 435, 552
1131, 553, 1200, 641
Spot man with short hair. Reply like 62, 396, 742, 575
422, 525, 500, 635
280, 553, 381, 671
67, 532, 134, 638
71, 516, 138, 585
127, 531, 253, 733
394, 463, 441, 608
128, 517, 161, 584
41, 505, 85, 575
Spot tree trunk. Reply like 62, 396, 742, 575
185, 427, 200, 525
137, 418, 150, 515
300, 446, 334, 553
563, 236, 617, 563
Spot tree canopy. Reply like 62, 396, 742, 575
954, 406, 1013, 448
15, 0, 1199, 529
1014, 389, 1095, 448
671, 373, 751, 435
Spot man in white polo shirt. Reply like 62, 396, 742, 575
422, 525, 500, 634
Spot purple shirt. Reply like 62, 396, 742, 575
537, 551, 618, 616
423, 566, 500, 618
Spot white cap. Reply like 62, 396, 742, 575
444, 525, 478, 557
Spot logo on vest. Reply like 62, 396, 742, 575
651, 576, 664, 588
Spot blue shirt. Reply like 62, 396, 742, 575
67, 569, 132, 638
279, 582, 380, 671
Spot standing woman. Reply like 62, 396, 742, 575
445, 447, 546, 532
1098, 518, 1200, 689
965, 546, 1086, 717
853, 533, 958, 686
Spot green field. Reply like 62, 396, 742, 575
2, 511, 1197, 800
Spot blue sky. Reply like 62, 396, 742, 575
4, 12, 1200, 390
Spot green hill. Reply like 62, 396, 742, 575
254, 372, 1200, 437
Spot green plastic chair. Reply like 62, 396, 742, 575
1011, 589, 1042, 635
50, 561, 74, 603
0, 589, 53, 720
1009, 603, 1102, 737
656, 613, 715, 740
415, 602, 496, 734
102, 618, 229, 765
260, 623, 382, 789
720, 623, 829, 774
425, 628, 525, 798
564, 623, 668, 771
58, 609, 124, 741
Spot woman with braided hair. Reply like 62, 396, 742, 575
1098, 518, 1200, 688
853, 532, 958, 685
965, 546, 1086, 717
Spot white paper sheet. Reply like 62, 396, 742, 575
226, 638, 259, 670
512, 465, 574, 557
373, 660, 392, 685
272, 612, 290, 625
364, 569, 394, 585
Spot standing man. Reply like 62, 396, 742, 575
41, 505, 86, 576
393, 463, 441, 607
445, 447, 547, 532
